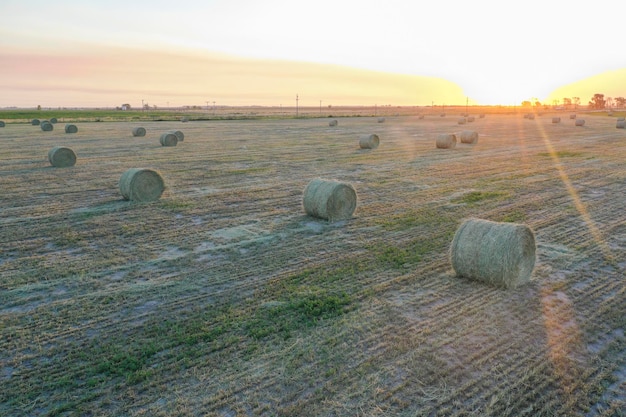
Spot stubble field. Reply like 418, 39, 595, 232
1, 112, 624, 416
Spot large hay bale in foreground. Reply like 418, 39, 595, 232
160, 133, 178, 147
459, 130, 478, 144
0, 121, 5, 127
302, 178, 357, 222
65, 124, 78, 133
436, 133, 456, 149
48, 146, 77, 168
329, 119, 338, 127
119, 168, 165, 202
575, 119, 585, 126
450, 218, 536, 288
170, 130, 184, 142
40, 121, 53, 131
31, 119, 40, 126
132, 127, 146, 137
616, 120, 625, 129
552, 117, 561, 123
359, 134, 379, 149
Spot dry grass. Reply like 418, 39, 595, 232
0, 113, 624, 416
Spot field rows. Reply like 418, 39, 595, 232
1, 113, 624, 416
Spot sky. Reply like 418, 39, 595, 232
1, 0, 625, 108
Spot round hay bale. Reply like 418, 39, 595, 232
40, 121, 53, 131
569, 114, 577, 119
170, 130, 184, 142
523, 114, 529, 119
160, 133, 178, 147
552, 117, 561, 123
436, 133, 456, 149
65, 124, 78, 133
377, 117, 385, 123
459, 130, 478, 144
359, 134, 379, 149
418, 115, 425, 119
457, 118, 466, 125
0, 121, 6, 127
440, 113, 446, 117
329, 119, 338, 127
132, 127, 146, 137
575, 119, 585, 126
119, 168, 165, 202
302, 178, 357, 222
450, 218, 536, 288
181, 116, 189, 123
479, 114, 485, 118
467, 116, 475, 122
48, 146, 77, 168
31, 119, 40, 126
50, 117, 58, 124
527, 114, 535, 120
616, 120, 626, 129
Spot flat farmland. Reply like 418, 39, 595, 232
1, 113, 624, 416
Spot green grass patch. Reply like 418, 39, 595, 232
452, 190, 510, 204
497, 209, 527, 223
538, 151, 583, 158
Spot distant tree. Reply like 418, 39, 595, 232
606, 97, 614, 109
37, 104, 41, 111
563, 98, 572, 108
615, 97, 626, 108
521, 100, 532, 107
589, 93, 605, 109
573, 97, 580, 109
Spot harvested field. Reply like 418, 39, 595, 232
1, 113, 624, 416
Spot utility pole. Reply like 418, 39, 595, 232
319, 100, 322, 115
296, 94, 299, 117
206, 101, 209, 111
141, 99, 144, 112
213, 101, 216, 115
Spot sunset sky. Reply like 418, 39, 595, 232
1, 0, 625, 108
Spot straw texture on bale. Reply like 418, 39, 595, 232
40, 121, 53, 131
377, 117, 385, 123
329, 119, 338, 127
616, 120, 625, 129
132, 127, 146, 137
552, 117, 561, 123
436, 133, 456, 149
575, 119, 585, 126
459, 130, 478, 144
457, 118, 466, 125
359, 134, 379, 149
50, 118, 58, 124
32, 119, 40, 126
119, 168, 165, 202
65, 124, 78, 133
48, 146, 77, 168
171, 130, 184, 142
570, 114, 577, 119
450, 218, 536, 288
0, 121, 6, 127
160, 133, 178, 147
302, 178, 357, 222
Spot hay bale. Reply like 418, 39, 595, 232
377, 117, 385, 123
569, 114, 577, 119
48, 146, 77, 168
0, 121, 5, 127
31, 119, 40, 126
527, 114, 535, 120
457, 118, 466, 125
329, 119, 338, 127
65, 124, 78, 133
50, 118, 58, 124
575, 119, 585, 126
160, 133, 178, 147
552, 117, 561, 123
170, 130, 184, 142
440, 113, 446, 117
132, 127, 146, 137
616, 120, 626, 129
450, 218, 536, 288
436, 133, 456, 149
181, 116, 189, 123
119, 168, 165, 202
459, 130, 478, 144
302, 178, 357, 222
418, 115, 425, 119
467, 116, 475, 122
359, 134, 379, 149
40, 121, 53, 131
479, 114, 485, 118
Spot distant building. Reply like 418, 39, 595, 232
121, 104, 131, 111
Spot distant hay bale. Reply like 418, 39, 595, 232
552, 117, 561, 123
575, 119, 585, 126
181, 116, 189, 123
329, 119, 338, 126
160, 133, 178, 147
570, 114, 577, 119
479, 114, 485, 118
436, 133, 456, 149
40, 121, 53, 131
459, 130, 478, 144
302, 178, 357, 222
119, 168, 165, 202
377, 117, 385, 123
467, 116, 475, 122
132, 127, 146, 137
31, 119, 40, 126
0, 121, 5, 127
170, 130, 184, 142
50, 118, 58, 124
359, 134, 379, 149
617, 120, 626, 129
418, 115, 425, 119
65, 124, 78, 133
457, 118, 466, 125
527, 114, 535, 120
48, 146, 77, 168
440, 113, 446, 117
450, 218, 536, 288
523, 114, 529, 119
